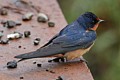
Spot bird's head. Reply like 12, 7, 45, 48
77, 12, 104, 31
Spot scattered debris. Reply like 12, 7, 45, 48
0, 8, 8, 15
33, 38, 40, 45
22, 12, 34, 21
0, 39, 9, 44
24, 31, 31, 37
37, 13, 48, 23
20, 76, 24, 79
56, 76, 64, 80
46, 69, 55, 74
48, 21, 55, 27
7, 32, 23, 40
37, 63, 41, 67
7, 60, 17, 69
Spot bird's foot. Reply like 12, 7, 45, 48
48, 57, 67, 63
79, 56, 88, 63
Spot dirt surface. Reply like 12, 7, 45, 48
0, 0, 94, 80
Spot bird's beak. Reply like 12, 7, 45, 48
98, 19, 104, 23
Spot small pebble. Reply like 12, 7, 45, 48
37, 64, 41, 67
56, 76, 64, 80
48, 22, 55, 27
20, 76, 24, 79
50, 70, 55, 73
15, 21, 22, 26
24, 31, 31, 37
7, 60, 17, 69
34, 38, 40, 45
22, 12, 34, 21
48, 60, 52, 63
7, 32, 23, 40
3, 20, 16, 28
37, 13, 48, 23
33, 61, 36, 64
0, 9, 8, 15
0, 31, 3, 38
0, 39, 9, 44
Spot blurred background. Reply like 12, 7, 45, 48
58, 0, 120, 80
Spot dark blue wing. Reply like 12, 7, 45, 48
41, 21, 85, 48
53, 31, 96, 49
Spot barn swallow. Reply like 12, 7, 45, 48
15, 12, 104, 63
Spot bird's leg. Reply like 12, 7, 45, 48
79, 56, 88, 63
48, 57, 67, 63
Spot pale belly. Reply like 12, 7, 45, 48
64, 45, 93, 60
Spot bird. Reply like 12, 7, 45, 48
15, 12, 104, 63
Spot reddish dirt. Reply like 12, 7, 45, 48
0, 0, 94, 80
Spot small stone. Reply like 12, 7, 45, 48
7, 60, 17, 69
0, 9, 8, 15
56, 76, 64, 80
24, 31, 31, 37
33, 61, 36, 64
0, 39, 9, 44
20, 76, 24, 79
15, 21, 22, 26
37, 64, 41, 67
46, 69, 49, 71
48, 60, 52, 62
34, 38, 40, 45
48, 22, 55, 27
37, 13, 48, 23
4, 20, 16, 28
50, 70, 55, 73
7, 32, 23, 40
22, 12, 34, 21
0, 31, 3, 38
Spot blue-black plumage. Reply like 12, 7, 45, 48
15, 12, 104, 62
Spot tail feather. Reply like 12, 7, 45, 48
14, 43, 64, 60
